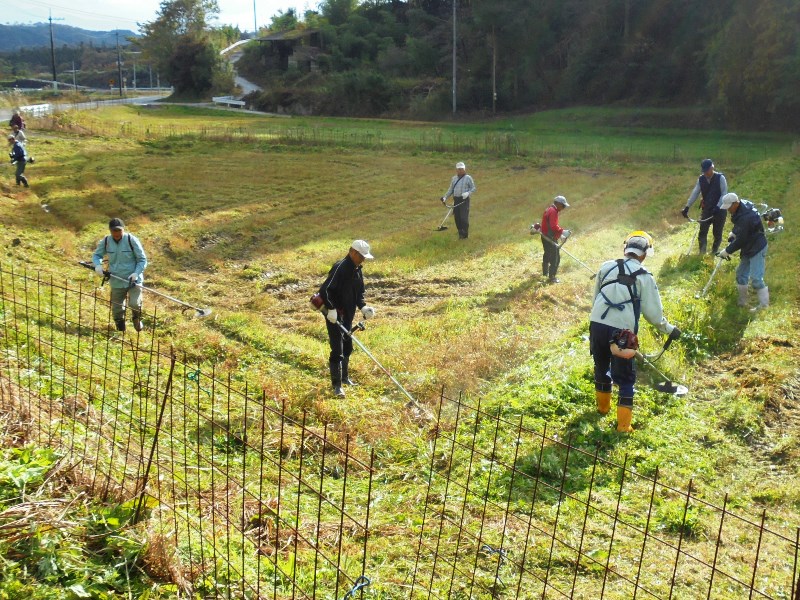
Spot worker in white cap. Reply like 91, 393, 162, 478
317, 240, 377, 397
440, 161, 476, 239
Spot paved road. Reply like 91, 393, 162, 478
0, 94, 170, 123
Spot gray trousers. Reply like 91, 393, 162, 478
15, 161, 27, 185
110, 286, 143, 322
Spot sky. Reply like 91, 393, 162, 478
1, 0, 314, 34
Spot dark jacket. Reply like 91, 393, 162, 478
699, 172, 724, 216
319, 255, 365, 325
724, 200, 767, 258
9, 141, 25, 163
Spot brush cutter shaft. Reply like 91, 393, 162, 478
699, 256, 725, 298
436, 207, 454, 230
337, 322, 423, 409
635, 351, 669, 381
79, 261, 211, 316
538, 233, 596, 279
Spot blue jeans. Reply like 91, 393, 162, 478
736, 245, 767, 289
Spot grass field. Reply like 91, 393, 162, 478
1, 105, 798, 597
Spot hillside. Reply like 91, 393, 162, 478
0, 105, 798, 598
0, 23, 135, 51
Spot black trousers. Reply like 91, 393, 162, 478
326, 320, 353, 366
541, 235, 560, 278
453, 196, 470, 238
697, 209, 728, 253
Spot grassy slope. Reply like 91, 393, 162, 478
1, 105, 798, 595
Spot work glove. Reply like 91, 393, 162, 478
360, 306, 376, 320
727, 232, 736, 243
440, 197, 447, 204
128, 273, 138, 283
668, 327, 681, 342
326, 308, 338, 324
716, 249, 731, 260
681, 206, 690, 219
461, 191, 470, 199
94, 265, 105, 276
559, 229, 571, 241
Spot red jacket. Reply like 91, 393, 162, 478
541, 204, 563, 239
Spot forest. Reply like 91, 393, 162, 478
237, 0, 800, 129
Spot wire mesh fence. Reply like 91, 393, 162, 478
0, 264, 798, 599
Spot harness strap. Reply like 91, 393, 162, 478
598, 259, 647, 332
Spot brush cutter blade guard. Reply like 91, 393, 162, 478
655, 381, 688, 397
194, 308, 213, 318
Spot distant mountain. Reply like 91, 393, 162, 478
0, 23, 136, 51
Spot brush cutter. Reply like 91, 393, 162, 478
635, 350, 688, 397
694, 255, 728, 299
434, 199, 466, 231
79, 261, 212, 318
756, 203, 785, 234
640, 331, 679, 363
683, 214, 714, 256
336, 321, 431, 417
530, 224, 597, 279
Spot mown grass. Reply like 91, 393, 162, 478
1, 104, 799, 597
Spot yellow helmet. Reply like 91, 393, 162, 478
624, 230, 654, 257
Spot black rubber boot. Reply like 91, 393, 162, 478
342, 357, 357, 386
115, 319, 126, 332
329, 361, 344, 397
132, 310, 144, 332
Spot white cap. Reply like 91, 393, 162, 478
720, 192, 739, 209
625, 236, 652, 257
554, 195, 569, 207
455, 162, 466, 169
351, 239, 374, 259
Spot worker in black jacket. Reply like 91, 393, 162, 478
716, 193, 769, 309
319, 240, 377, 397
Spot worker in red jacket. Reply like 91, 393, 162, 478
540, 195, 570, 283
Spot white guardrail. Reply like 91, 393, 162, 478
212, 96, 246, 108
20, 103, 53, 117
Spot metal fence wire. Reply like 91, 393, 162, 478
0, 264, 798, 600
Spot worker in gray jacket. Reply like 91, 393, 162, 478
589, 231, 680, 432
441, 161, 476, 239
92, 218, 148, 332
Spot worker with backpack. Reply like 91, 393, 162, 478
589, 231, 681, 432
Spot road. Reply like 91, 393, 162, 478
0, 94, 170, 123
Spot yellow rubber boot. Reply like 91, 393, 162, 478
616, 406, 634, 433
596, 391, 611, 415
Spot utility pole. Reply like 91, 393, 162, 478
115, 32, 124, 97
71, 61, 77, 91
253, 0, 258, 36
48, 11, 65, 90
452, 0, 457, 114
491, 25, 497, 115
